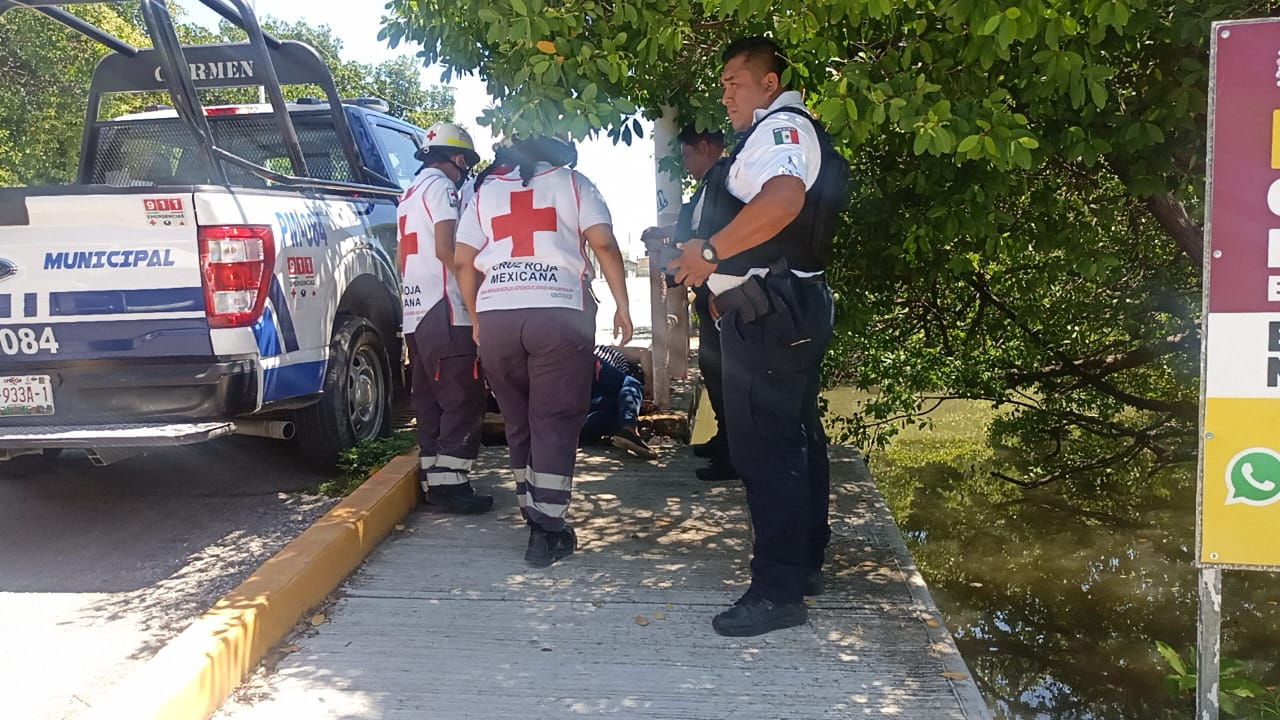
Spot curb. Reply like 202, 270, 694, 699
86, 452, 421, 720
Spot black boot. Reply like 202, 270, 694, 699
692, 434, 727, 460
423, 479, 494, 514
695, 458, 739, 482
804, 571, 824, 597
712, 597, 808, 637
525, 525, 577, 567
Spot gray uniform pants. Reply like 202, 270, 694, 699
478, 304, 595, 532
410, 301, 485, 488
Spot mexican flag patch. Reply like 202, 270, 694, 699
773, 126, 800, 145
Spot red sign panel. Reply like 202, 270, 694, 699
287, 256, 315, 276
143, 198, 184, 213
1208, 21, 1280, 314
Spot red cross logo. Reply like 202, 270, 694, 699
426, 130, 437, 140
492, 190, 557, 258
398, 215, 417, 273
396, 185, 423, 273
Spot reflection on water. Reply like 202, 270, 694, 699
823, 390, 1280, 719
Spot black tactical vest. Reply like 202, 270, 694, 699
697, 107, 849, 275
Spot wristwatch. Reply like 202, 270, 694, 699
700, 240, 719, 264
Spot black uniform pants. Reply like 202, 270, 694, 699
718, 272, 834, 604
693, 284, 727, 458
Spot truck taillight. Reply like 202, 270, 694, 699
198, 225, 275, 328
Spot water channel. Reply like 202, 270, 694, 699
823, 392, 1280, 719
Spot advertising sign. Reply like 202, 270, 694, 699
1200, 19, 1280, 568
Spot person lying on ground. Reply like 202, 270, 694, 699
580, 345, 657, 460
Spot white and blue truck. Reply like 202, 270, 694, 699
0, 0, 429, 466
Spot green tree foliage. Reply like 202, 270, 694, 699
0, 4, 147, 185
205, 19, 455, 128
0, 6, 453, 186
385, 0, 1279, 486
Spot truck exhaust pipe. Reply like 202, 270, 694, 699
233, 420, 296, 441
86, 446, 147, 466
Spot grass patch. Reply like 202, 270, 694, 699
822, 388, 995, 466
876, 399, 995, 469
821, 390, 1003, 520
319, 430, 418, 497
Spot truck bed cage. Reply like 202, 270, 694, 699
0, 0, 399, 195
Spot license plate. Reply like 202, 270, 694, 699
0, 375, 54, 416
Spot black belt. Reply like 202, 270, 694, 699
715, 258, 826, 327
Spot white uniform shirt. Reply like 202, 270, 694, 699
458, 178, 477, 215
707, 90, 823, 295
456, 162, 612, 312
398, 166, 470, 331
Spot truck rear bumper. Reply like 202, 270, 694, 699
0, 421, 236, 449
0, 421, 238, 465
0, 358, 257, 427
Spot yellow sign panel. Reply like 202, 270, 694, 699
1272, 109, 1280, 169
1202, 397, 1280, 566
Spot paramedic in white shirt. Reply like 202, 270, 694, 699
398, 122, 493, 514
454, 134, 633, 567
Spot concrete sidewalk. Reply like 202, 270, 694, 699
214, 443, 989, 719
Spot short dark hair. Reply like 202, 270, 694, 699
722, 36, 788, 84
677, 125, 725, 148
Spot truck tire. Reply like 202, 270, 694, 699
296, 314, 392, 469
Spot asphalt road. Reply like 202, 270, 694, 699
0, 436, 338, 720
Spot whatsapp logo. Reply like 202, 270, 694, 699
1226, 448, 1280, 506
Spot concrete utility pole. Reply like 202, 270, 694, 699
649, 108, 690, 410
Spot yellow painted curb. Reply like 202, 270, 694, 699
86, 452, 421, 720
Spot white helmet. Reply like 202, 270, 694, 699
418, 122, 481, 166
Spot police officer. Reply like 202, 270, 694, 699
454, 134, 634, 567
669, 37, 840, 636
642, 127, 735, 481
398, 122, 493, 514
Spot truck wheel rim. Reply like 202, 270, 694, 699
347, 344, 384, 440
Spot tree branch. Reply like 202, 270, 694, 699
1145, 192, 1203, 266
1005, 332, 1196, 387
992, 440, 1147, 489
967, 273, 1198, 420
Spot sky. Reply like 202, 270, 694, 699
176, 0, 661, 258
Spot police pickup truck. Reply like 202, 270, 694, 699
0, 0, 424, 466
